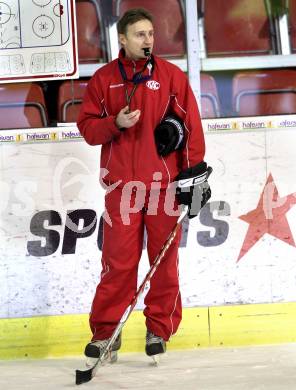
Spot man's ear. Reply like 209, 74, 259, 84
119, 34, 127, 46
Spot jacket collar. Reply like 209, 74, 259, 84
118, 48, 149, 68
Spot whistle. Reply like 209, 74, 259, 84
143, 48, 150, 57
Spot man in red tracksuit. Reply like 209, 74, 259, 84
77, 8, 210, 364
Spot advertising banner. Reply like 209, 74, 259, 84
1, 125, 296, 319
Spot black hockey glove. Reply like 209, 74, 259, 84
154, 116, 185, 156
176, 161, 212, 219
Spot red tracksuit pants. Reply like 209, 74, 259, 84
89, 186, 182, 342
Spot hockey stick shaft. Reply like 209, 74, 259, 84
75, 205, 188, 385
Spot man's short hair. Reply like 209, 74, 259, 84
117, 8, 153, 35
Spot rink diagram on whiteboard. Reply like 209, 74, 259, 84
0, 0, 77, 81
0, 0, 69, 48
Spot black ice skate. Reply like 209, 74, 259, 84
145, 331, 166, 364
84, 332, 122, 366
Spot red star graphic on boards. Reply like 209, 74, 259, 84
237, 173, 296, 262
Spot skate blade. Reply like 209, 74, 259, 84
151, 354, 161, 366
110, 351, 118, 363
86, 357, 99, 367
86, 351, 118, 367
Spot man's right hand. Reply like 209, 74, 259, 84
115, 106, 141, 129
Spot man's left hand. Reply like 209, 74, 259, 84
176, 162, 212, 219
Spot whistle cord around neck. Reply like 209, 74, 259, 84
118, 56, 154, 112
125, 84, 138, 110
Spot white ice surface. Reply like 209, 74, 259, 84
1, 344, 296, 389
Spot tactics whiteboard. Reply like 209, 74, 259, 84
0, 0, 78, 82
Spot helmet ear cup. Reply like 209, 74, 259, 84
154, 116, 185, 156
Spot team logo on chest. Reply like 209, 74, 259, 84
146, 80, 160, 90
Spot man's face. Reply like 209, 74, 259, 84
119, 19, 154, 60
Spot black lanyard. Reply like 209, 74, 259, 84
118, 55, 155, 112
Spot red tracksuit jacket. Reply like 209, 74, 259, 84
77, 50, 205, 187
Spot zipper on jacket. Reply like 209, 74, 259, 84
132, 60, 137, 180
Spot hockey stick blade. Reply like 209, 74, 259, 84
75, 205, 188, 385
76, 368, 93, 385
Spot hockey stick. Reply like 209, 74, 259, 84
75, 205, 189, 385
